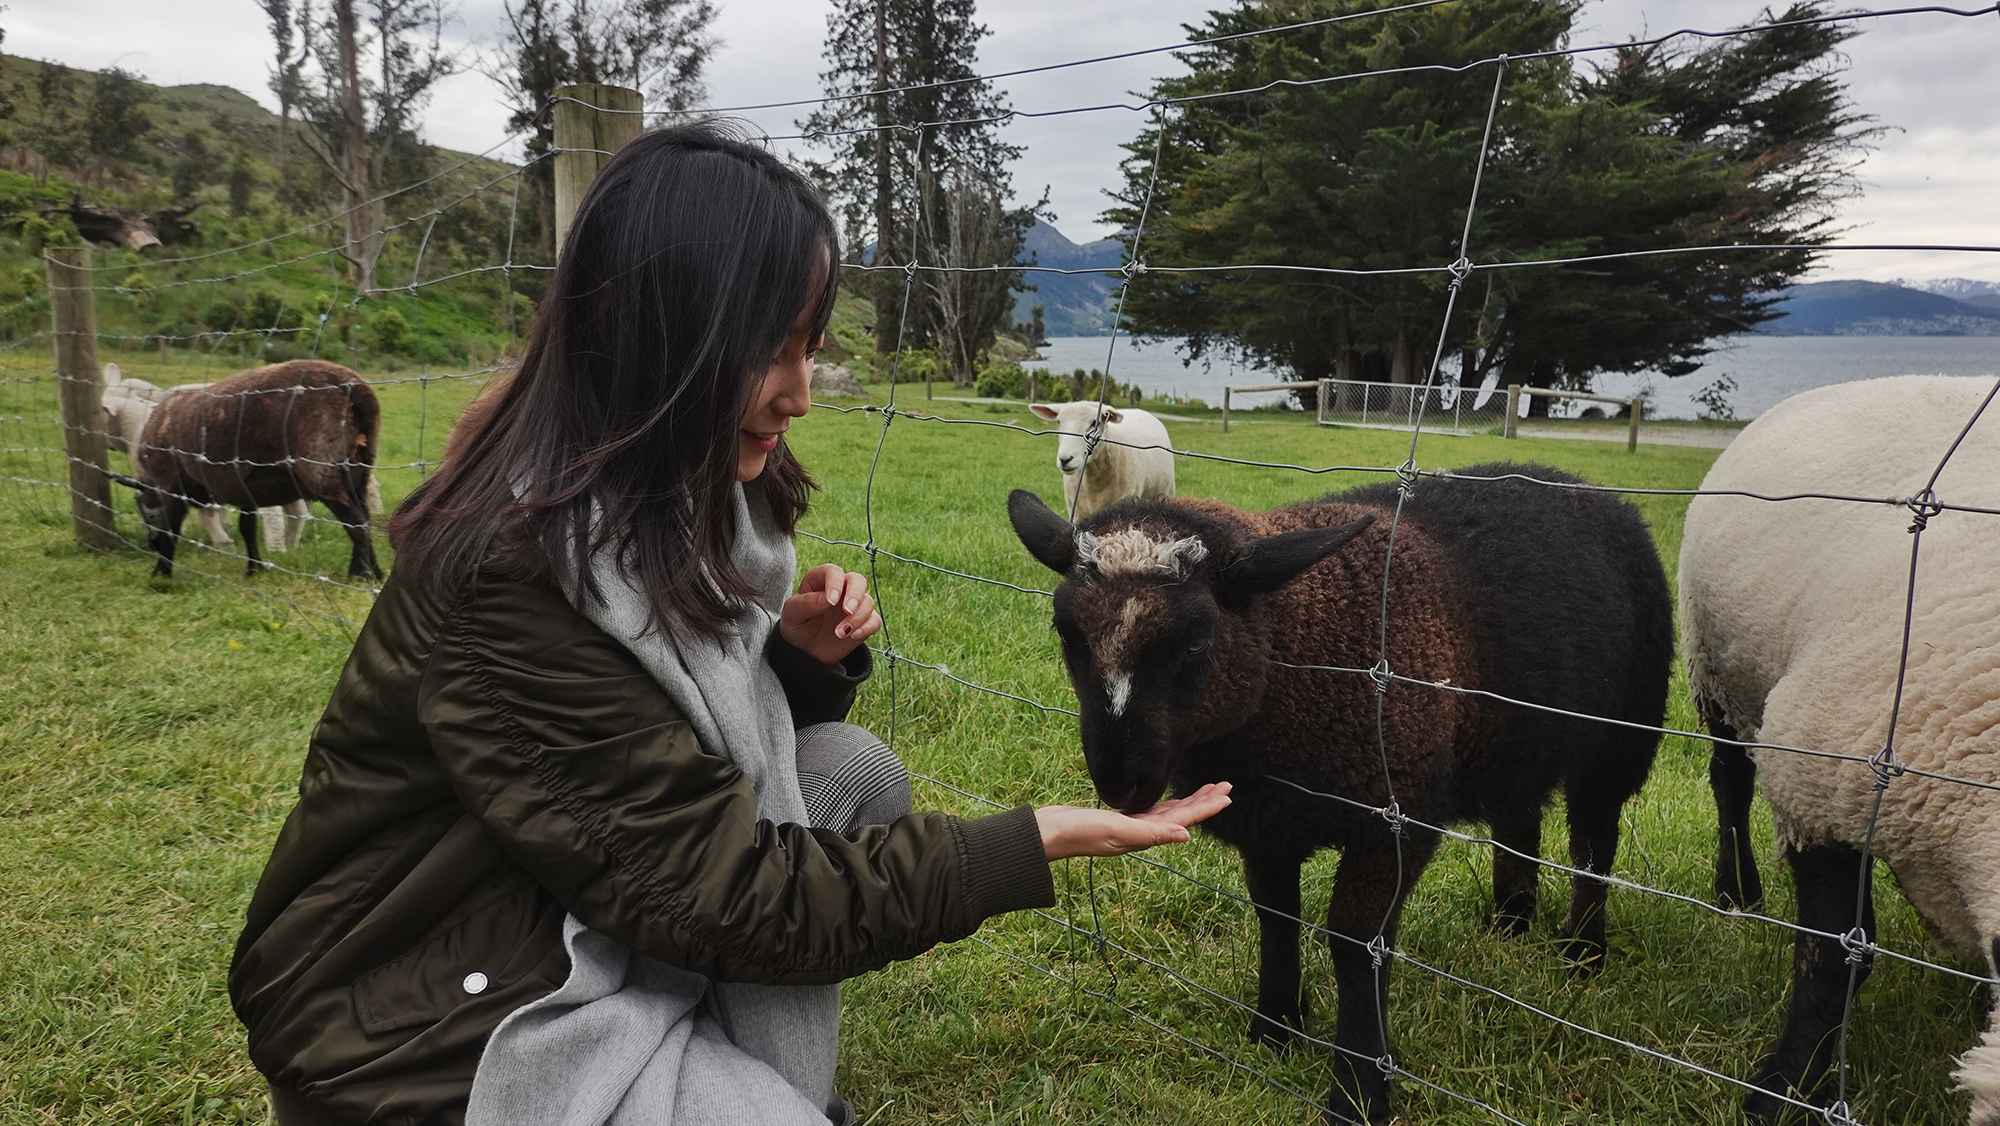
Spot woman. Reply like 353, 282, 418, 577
228, 121, 1228, 1126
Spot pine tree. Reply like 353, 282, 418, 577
1110, 0, 1869, 405
803, 0, 1039, 378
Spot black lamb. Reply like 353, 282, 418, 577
1008, 462, 1672, 1124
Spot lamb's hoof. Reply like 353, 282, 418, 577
1327, 1055, 1393, 1124
1490, 909, 1532, 938
1248, 1011, 1302, 1052
1557, 930, 1607, 974
1716, 870, 1764, 912
1742, 1066, 1808, 1124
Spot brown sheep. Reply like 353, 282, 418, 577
113, 359, 381, 579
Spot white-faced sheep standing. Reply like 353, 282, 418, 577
99, 364, 314, 554
1030, 400, 1173, 519
1010, 463, 1671, 1124
1681, 375, 2000, 1124
113, 359, 381, 579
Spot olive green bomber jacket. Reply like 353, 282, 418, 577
228, 558, 1055, 1125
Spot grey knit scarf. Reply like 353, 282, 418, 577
465, 484, 839, 1126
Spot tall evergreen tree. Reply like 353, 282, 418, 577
1110, 0, 1869, 405
803, 0, 1038, 377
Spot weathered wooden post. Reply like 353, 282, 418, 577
1222, 386, 1231, 432
47, 247, 118, 550
1627, 396, 1642, 453
552, 83, 645, 252
1504, 383, 1520, 439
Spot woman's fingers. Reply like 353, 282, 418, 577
1035, 788, 1233, 860
1137, 782, 1233, 828
796, 562, 844, 600
835, 594, 877, 639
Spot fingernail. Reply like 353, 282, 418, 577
845, 599, 858, 612
836, 625, 848, 638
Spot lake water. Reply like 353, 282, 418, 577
1032, 335, 2000, 420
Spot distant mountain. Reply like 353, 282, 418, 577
1013, 221, 1123, 336
1758, 280, 2000, 336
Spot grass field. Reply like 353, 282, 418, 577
0, 357, 1986, 1124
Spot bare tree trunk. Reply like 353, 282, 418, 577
335, 0, 379, 294
870, 0, 898, 356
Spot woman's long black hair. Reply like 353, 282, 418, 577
390, 120, 838, 637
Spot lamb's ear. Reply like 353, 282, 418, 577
1218, 516, 1374, 604
1101, 407, 1124, 424
1030, 404, 1059, 421
1008, 489, 1075, 574
103, 362, 121, 386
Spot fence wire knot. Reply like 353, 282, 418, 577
1121, 259, 1148, 278
1445, 256, 1474, 288
1866, 744, 1906, 791
903, 260, 919, 279
1368, 658, 1393, 696
1379, 800, 1405, 837
1374, 1051, 1397, 1078
1366, 935, 1391, 969
1822, 1099, 1862, 1126
1839, 925, 1873, 966
1906, 489, 1944, 533
1394, 460, 1420, 499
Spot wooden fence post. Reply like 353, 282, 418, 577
48, 247, 117, 551
552, 83, 645, 253
1627, 396, 1642, 453
1504, 384, 1520, 439
1222, 387, 1231, 432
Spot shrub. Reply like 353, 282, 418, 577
200, 298, 243, 333
246, 290, 305, 337
368, 307, 411, 355
974, 362, 1023, 399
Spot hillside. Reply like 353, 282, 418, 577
1014, 220, 1122, 336
0, 53, 533, 370
1759, 279, 2000, 336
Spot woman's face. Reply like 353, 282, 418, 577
736, 313, 819, 482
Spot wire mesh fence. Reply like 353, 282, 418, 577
6, 2, 2000, 1121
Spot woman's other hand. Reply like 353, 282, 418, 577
1036, 783, 1233, 861
780, 563, 881, 665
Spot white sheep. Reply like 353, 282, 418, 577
99, 363, 349, 556
1680, 374, 2000, 1124
1029, 401, 1174, 520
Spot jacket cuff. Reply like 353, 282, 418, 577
953, 805, 1056, 924
766, 635, 872, 727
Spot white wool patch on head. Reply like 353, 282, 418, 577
1074, 526, 1209, 579
1096, 597, 1149, 716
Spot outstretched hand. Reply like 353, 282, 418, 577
780, 563, 882, 666
1036, 783, 1233, 861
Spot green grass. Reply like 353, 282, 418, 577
0, 365, 1987, 1124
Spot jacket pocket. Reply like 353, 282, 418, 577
350, 882, 549, 1036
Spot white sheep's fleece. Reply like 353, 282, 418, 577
1680, 374, 2000, 1118
1033, 401, 1174, 519
1076, 526, 1208, 578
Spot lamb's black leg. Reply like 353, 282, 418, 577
1557, 792, 1621, 970
1323, 837, 1437, 1126
239, 509, 263, 576
1242, 850, 1307, 1050
322, 494, 381, 579
1746, 842, 1875, 1122
1489, 817, 1540, 937
1709, 722, 1763, 909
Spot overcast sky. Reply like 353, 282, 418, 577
11, 0, 1999, 281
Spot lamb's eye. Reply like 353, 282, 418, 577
1187, 640, 1208, 655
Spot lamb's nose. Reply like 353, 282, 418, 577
1058, 456, 1075, 471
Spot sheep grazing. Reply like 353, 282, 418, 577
113, 359, 382, 579
1009, 463, 1671, 1124
1029, 400, 1173, 519
1681, 375, 2000, 1123
99, 364, 318, 555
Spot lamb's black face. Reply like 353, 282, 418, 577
1054, 579, 1223, 813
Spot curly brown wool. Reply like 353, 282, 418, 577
1009, 462, 1672, 1125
